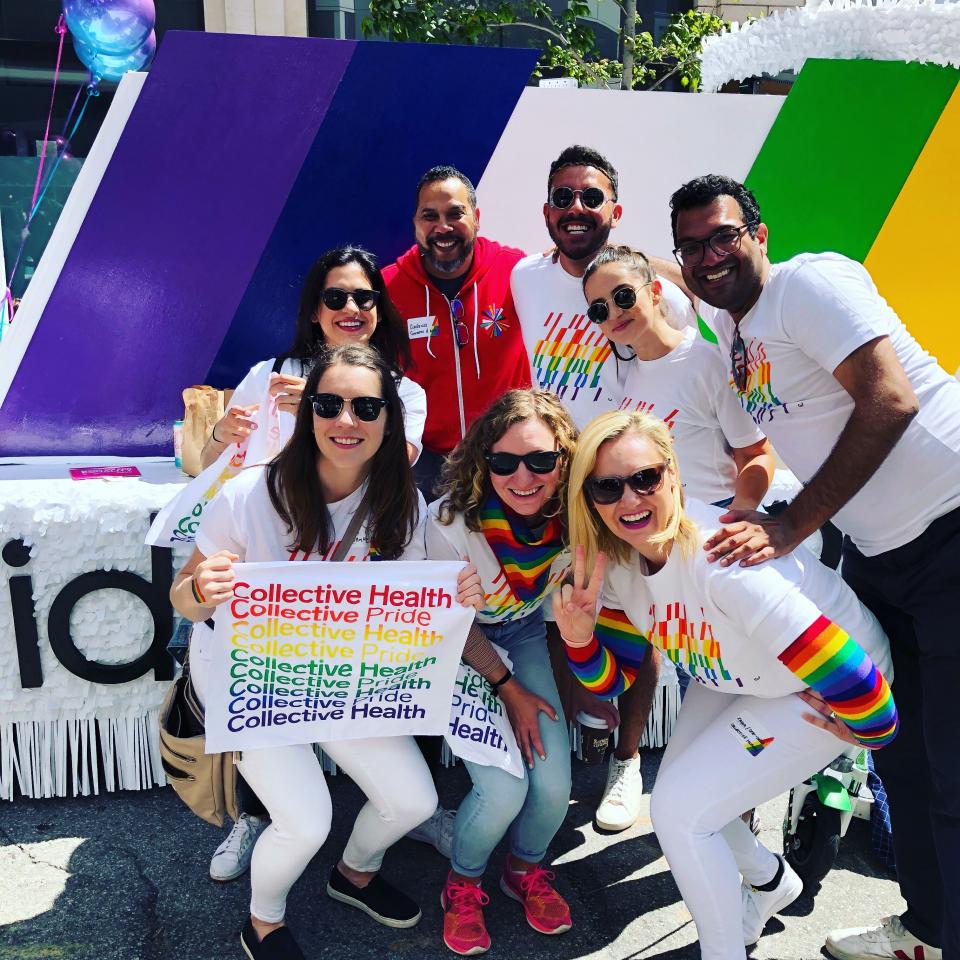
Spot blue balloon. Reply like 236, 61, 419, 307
73, 28, 155, 83
63, 0, 155, 57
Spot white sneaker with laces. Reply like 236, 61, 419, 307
825, 915, 942, 960
406, 805, 455, 859
209, 813, 266, 882
595, 754, 643, 832
742, 855, 803, 945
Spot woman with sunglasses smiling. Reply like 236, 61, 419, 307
583, 245, 775, 514
171, 344, 483, 960
200, 245, 426, 471
555, 410, 898, 960
426, 390, 597, 955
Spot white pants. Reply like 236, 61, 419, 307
190, 647, 438, 923
649, 683, 844, 960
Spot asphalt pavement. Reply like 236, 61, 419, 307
0, 748, 903, 960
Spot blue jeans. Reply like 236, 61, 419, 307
451, 609, 572, 877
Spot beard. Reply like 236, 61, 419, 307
418, 235, 475, 276
547, 216, 614, 263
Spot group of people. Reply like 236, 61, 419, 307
169, 146, 960, 960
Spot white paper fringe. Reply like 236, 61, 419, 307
700, 0, 960, 93
0, 712, 166, 800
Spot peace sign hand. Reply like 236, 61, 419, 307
552, 545, 606, 648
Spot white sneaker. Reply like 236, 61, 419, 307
406, 805, 455, 859
209, 813, 267, 882
825, 915, 942, 960
742, 856, 803, 945
595, 755, 643, 832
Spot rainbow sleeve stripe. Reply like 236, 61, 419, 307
777, 615, 898, 748
566, 606, 650, 700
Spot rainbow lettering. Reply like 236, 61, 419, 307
532, 311, 611, 402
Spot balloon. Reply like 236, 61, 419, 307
73, 28, 155, 83
63, 0, 155, 56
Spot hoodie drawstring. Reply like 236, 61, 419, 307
471, 282, 480, 379
425, 285, 436, 359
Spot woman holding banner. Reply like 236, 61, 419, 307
200, 245, 426, 470
425, 390, 608, 955
171, 344, 482, 960
555, 410, 897, 960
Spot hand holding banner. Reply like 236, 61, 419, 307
203, 560, 473, 753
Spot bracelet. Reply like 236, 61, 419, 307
488, 668, 512, 697
211, 422, 222, 444
561, 632, 594, 649
190, 577, 208, 606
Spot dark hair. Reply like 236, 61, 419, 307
669, 174, 761, 242
414, 165, 477, 211
582, 244, 656, 291
438, 390, 578, 535
548, 145, 619, 200
284, 245, 412, 373
265, 344, 418, 560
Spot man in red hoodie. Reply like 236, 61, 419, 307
383, 165, 531, 496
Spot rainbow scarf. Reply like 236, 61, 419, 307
778, 615, 898, 748
479, 491, 564, 604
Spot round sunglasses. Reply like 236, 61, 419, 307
549, 186, 609, 210
321, 287, 380, 312
586, 282, 652, 325
484, 450, 562, 476
309, 393, 387, 422
584, 463, 669, 505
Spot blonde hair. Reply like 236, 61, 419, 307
568, 410, 699, 571
438, 389, 579, 534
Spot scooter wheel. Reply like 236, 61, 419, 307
783, 792, 841, 890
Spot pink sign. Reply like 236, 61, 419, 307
69, 466, 142, 480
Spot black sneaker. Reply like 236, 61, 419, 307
240, 918, 306, 960
326, 865, 422, 928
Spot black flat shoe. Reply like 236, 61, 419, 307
326, 865, 422, 928
240, 918, 306, 960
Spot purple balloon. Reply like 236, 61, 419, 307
73, 28, 156, 83
63, 0, 155, 56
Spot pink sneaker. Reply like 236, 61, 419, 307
441, 872, 491, 956
499, 866, 572, 935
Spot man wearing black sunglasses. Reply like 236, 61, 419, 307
384, 165, 531, 499
670, 173, 960, 960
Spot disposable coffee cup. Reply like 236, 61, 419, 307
577, 711, 611, 764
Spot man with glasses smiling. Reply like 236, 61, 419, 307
668, 173, 960, 960
510, 146, 695, 834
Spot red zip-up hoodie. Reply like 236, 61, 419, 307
383, 237, 531, 455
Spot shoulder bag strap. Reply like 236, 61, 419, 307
330, 489, 371, 562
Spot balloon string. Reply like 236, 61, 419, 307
0, 288, 13, 342
30, 15, 68, 213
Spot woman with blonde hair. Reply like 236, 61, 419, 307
554, 410, 898, 960
426, 389, 608, 955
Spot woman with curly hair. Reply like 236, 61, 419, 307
426, 389, 585, 955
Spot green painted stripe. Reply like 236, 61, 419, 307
746, 59, 958, 263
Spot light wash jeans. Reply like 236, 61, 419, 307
451, 609, 572, 877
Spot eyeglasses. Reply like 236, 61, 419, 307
584, 463, 669, 505
321, 287, 380, 311
549, 186, 609, 210
309, 393, 387, 422
730, 325, 748, 392
484, 450, 562, 476
450, 297, 469, 348
586, 282, 652, 325
672, 223, 757, 267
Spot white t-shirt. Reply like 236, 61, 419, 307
699, 254, 960, 555
230, 357, 427, 461
425, 499, 569, 625
619, 326, 764, 505
510, 253, 696, 430
602, 500, 892, 697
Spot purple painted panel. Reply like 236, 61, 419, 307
0, 31, 355, 455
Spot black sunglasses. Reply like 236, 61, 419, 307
672, 222, 757, 267
584, 463, 669, 505
321, 287, 380, 311
586, 283, 651, 325
309, 393, 387, 422
484, 450, 562, 476
549, 186, 608, 210
730, 325, 748, 392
